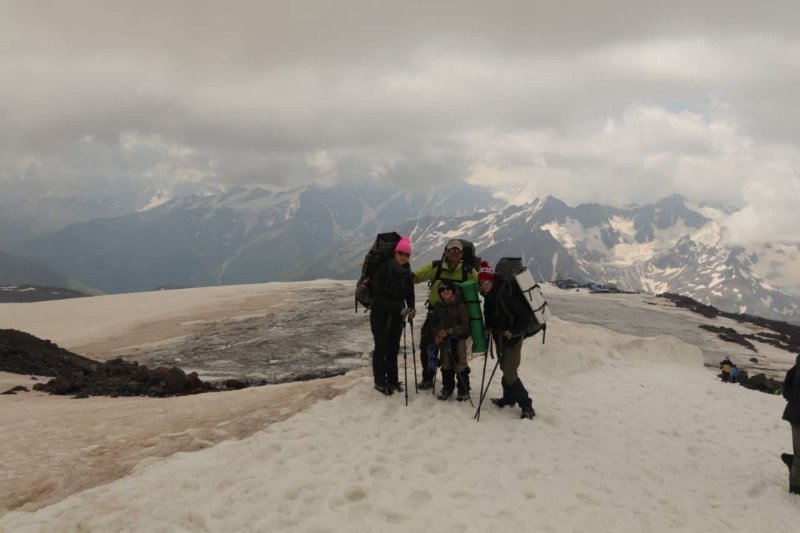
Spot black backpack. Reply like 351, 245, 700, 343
494, 257, 548, 342
355, 232, 402, 312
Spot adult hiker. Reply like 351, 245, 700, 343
478, 260, 535, 419
370, 236, 416, 395
431, 280, 471, 401
412, 238, 478, 390
781, 354, 800, 494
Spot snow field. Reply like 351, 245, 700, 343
3, 317, 799, 532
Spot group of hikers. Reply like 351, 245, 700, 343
364, 236, 536, 420
363, 233, 800, 489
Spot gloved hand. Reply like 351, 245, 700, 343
434, 329, 447, 345
400, 307, 416, 321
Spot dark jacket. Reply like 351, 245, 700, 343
370, 258, 415, 314
432, 295, 470, 339
482, 277, 528, 346
782, 355, 800, 426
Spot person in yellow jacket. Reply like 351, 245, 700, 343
412, 239, 478, 390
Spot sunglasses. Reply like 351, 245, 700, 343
396, 251, 410, 258
438, 287, 454, 293
479, 280, 492, 286
446, 247, 463, 254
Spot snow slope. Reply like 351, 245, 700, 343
2, 304, 798, 531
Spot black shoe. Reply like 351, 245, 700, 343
491, 397, 514, 408
791, 485, 800, 495
390, 381, 404, 393
781, 453, 794, 471
437, 388, 453, 401
374, 383, 393, 396
520, 407, 536, 419
418, 379, 433, 390
457, 390, 470, 402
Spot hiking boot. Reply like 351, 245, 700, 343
456, 370, 470, 402
390, 382, 404, 393
437, 388, 453, 401
791, 485, 800, 495
418, 379, 433, 390
491, 397, 515, 408
781, 453, 794, 471
374, 382, 393, 396
520, 407, 536, 420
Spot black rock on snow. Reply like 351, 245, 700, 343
0, 329, 218, 397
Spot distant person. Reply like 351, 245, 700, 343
478, 261, 535, 419
781, 354, 800, 494
431, 280, 471, 401
731, 364, 740, 384
719, 357, 733, 382
412, 239, 478, 390
370, 236, 415, 395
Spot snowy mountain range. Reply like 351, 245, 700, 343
9, 183, 502, 294
382, 194, 800, 323
4, 185, 800, 323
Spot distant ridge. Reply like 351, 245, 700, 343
0, 285, 88, 303
0, 251, 70, 287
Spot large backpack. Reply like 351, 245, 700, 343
494, 257, 549, 343
355, 232, 402, 312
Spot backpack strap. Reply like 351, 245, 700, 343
427, 259, 445, 289
424, 258, 445, 310
496, 280, 516, 331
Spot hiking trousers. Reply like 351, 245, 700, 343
419, 313, 435, 381
498, 339, 522, 386
497, 338, 533, 411
439, 337, 468, 373
370, 310, 402, 385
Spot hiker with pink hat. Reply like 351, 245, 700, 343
369, 236, 416, 395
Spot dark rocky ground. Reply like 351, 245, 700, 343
0, 282, 379, 400
658, 293, 800, 354
111, 284, 372, 386
658, 293, 799, 394
0, 285, 371, 398
0, 285, 88, 303
0, 329, 218, 397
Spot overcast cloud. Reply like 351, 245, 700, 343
2, 0, 799, 242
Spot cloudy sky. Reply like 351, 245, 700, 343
2, 0, 799, 242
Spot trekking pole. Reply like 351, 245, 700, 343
474, 338, 502, 421
402, 321, 409, 406
429, 343, 438, 396
475, 338, 490, 418
477, 336, 492, 413
410, 319, 418, 394
474, 357, 501, 421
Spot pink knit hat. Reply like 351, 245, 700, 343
395, 236, 412, 256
